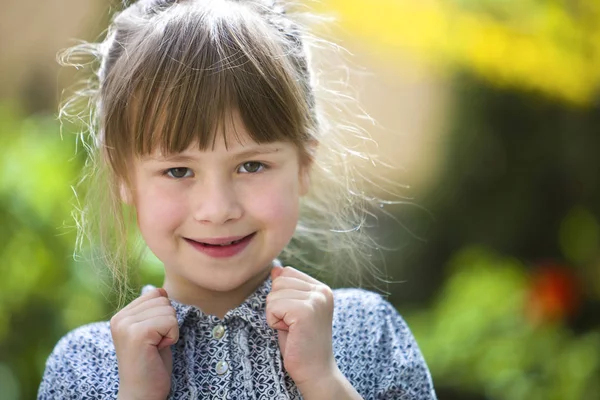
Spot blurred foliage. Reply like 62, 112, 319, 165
407, 246, 600, 400
559, 206, 600, 266
0, 104, 104, 400
321, 0, 600, 105
383, 71, 600, 399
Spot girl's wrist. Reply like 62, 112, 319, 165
296, 367, 363, 400
117, 389, 166, 400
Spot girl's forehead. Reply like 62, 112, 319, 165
146, 139, 285, 159
144, 113, 281, 156
135, 106, 262, 154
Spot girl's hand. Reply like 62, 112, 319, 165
266, 266, 338, 393
110, 288, 179, 400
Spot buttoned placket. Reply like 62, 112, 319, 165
210, 320, 230, 400
160, 266, 293, 399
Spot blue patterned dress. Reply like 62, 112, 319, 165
38, 275, 437, 399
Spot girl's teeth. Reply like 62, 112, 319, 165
198, 237, 247, 246
216, 238, 243, 246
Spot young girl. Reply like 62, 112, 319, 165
39, 0, 436, 398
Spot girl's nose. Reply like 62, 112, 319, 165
191, 179, 243, 224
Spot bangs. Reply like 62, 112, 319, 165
102, 2, 312, 164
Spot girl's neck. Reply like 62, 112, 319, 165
162, 268, 271, 319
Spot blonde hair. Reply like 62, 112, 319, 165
60, 0, 391, 305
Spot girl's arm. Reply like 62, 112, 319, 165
38, 340, 79, 400
266, 266, 437, 400
330, 289, 437, 400
38, 322, 119, 399
110, 287, 179, 400
266, 266, 364, 399
38, 288, 179, 400
370, 295, 437, 400
294, 368, 363, 400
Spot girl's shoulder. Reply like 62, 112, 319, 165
51, 321, 115, 358
331, 288, 419, 359
331, 288, 437, 399
38, 322, 118, 399
332, 287, 403, 325
331, 287, 416, 349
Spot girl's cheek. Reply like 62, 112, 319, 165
244, 175, 300, 220
138, 183, 187, 222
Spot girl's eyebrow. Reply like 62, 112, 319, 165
233, 146, 282, 159
143, 146, 282, 162
143, 154, 197, 163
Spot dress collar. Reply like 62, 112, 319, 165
142, 264, 278, 340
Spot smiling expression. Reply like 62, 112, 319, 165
127, 115, 311, 306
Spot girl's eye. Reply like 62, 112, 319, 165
166, 167, 193, 178
238, 161, 265, 174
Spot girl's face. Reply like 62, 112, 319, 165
128, 115, 311, 306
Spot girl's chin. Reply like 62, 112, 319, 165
175, 261, 272, 291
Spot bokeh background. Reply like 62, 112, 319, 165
2, 0, 600, 399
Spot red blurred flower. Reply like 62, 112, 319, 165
526, 263, 581, 325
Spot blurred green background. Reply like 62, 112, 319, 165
1, 0, 600, 399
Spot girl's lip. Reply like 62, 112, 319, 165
190, 235, 251, 245
184, 233, 256, 258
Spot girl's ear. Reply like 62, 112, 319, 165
299, 140, 318, 196
299, 166, 311, 196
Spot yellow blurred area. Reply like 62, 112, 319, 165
318, 0, 600, 105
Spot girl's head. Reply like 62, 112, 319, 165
98, 0, 317, 296
62, 0, 382, 302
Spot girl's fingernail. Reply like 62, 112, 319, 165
157, 288, 168, 297
271, 265, 283, 279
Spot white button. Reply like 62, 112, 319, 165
212, 324, 225, 340
215, 360, 228, 375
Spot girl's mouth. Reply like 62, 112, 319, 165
184, 233, 256, 258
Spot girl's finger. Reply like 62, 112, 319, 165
120, 305, 177, 325
266, 298, 312, 330
266, 308, 289, 332
271, 265, 284, 281
124, 295, 173, 317
119, 288, 168, 313
134, 315, 180, 348
276, 266, 321, 285
267, 288, 311, 303
271, 276, 314, 292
